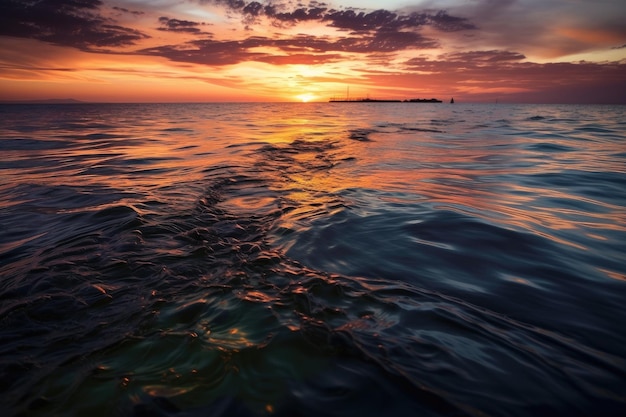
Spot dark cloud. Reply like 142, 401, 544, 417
358, 30, 438, 52
138, 29, 437, 66
205, 0, 247, 9
139, 38, 267, 66
256, 53, 343, 65
402, 50, 626, 89
112, 6, 144, 16
158, 17, 209, 34
137, 2, 454, 66
242, 2, 265, 17
404, 50, 526, 73
201, 1, 475, 33
270, 6, 330, 24
0, 0, 148, 51
273, 32, 437, 53
266, 7, 475, 33
322, 9, 399, 32
0, 0, 471, 68
444, 50, 526, 63
427, 10, 476, 32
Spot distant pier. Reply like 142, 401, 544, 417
329, 97, 443, 103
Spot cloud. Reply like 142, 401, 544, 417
112, 6, 144, 16
0, 0, 148, 51
401, 49, 626, 93
443, 50, 527, 63
138, 29, 438, 67
256, 53, 344, 65
158, 17, 210, 34
0, 0, 473, 66
201, 1, 475, 32
403, 49, 532, 75
427, 10, 476, 32
136, 2, 463, 66
139, 38, 266, 66
445, 0, 626, 60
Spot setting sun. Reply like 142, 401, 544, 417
296, 93, 317, 103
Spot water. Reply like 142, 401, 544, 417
1, 103, 625, 416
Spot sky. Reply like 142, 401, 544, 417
0, 0, 625, 103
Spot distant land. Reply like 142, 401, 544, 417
0, 98, 85, 104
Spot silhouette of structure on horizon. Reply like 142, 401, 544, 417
329, 97, 443, 103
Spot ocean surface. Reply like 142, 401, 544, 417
1, 102, 625, 416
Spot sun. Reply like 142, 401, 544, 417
295, 93, 317, 102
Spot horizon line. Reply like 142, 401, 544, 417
1, 99, 624, 105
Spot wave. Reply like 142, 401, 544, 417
1, 103, 625, 416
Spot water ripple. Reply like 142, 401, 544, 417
1, 103, 625, 416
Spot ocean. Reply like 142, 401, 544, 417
1, 102, 625, 416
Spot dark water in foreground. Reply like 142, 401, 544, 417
1, 103, 625, 416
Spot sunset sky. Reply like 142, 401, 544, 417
1, 0, 625, 103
